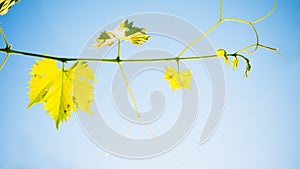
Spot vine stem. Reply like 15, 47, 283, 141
0, 53, 9, 70
118, 62, 141, 118
0, 45, 278, 64
0, 47, 222, 63
117, 40, 121, 60
177, 21, 221, 58
117, 62, 197, 168
252, 0, 277, 24
220, 0, 223, 19
176, 0, 224, 58
236, 43, 279, 54
0, 28, 9, 47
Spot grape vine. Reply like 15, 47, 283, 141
0, 0, 279, 129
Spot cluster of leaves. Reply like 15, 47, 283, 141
216, 49, 251, 77
25, 20, 255, 127
0, 0, 277, 129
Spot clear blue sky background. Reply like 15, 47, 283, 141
0, 0, 299, 169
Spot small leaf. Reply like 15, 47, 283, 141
0, 0, 20, 16
163, 66, 193, 91
231, 56, 239, 69
244, 60, 251, 78
28, 59, 95, 129
93, 19, 150, 48
216, 49, 226, 57
224, 56, 229, 65
216, 49, 229, 65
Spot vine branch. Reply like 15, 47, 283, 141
118, 62, 141, 118
176, 0, 277, 58
0, 0, 278, 71
0, 44, 277, 63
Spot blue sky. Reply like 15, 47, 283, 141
0, 0, 299, 169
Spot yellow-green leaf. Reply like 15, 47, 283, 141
244, 60, 251, 78
0, 0, 19, 16
28, 59, 95, 129
216, 49, 229, 65
232, 56, 239, 69
216, 49, 226, 57
93, 19, 150, 48
224, 56, 229, 65
163, 66, 193, 91
69, 61, 95, 114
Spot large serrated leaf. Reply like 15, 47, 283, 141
28, 59, 95, 129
